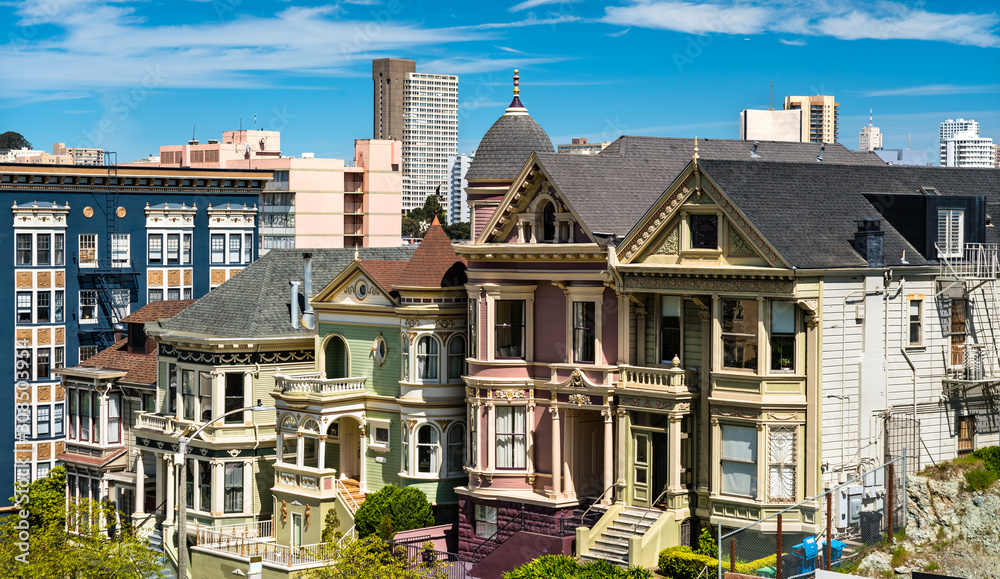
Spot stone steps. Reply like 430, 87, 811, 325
580, 506, 663, 567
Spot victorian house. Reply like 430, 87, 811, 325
452, 74, 1000, 570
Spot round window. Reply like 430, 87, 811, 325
373, 334, 388, 365
357, 282, 368, 299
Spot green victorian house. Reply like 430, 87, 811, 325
135, 245, 415, 579
269, 219, 469, 552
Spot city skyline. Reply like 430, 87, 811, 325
1, 0, 998, 164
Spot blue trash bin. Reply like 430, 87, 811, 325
820, 539, 845, 562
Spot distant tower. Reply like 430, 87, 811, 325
372, 58, 415, 141
859, 107, 883, 151
939, 118, 994, 167
784, 94, 839, 143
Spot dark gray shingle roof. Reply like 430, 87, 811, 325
536, 136, 886, 237
158, 247, 416, 339
467, 113, 554, 181
697, 160, 1000, 269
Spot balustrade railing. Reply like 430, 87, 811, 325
135, 412, 168, 432
619, 364, 697, 390
275, 373, 367, 394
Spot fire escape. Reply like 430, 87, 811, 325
75, 154, 140, 352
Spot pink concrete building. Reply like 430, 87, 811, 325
129, 130, 402, 250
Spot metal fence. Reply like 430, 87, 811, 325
387, 540, 472, 579
717, 454, 907, 579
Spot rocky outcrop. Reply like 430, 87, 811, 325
906, 473, 1000, 556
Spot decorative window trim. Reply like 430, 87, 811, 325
767, 425, 797, 503
484, 284, 536, 363
367, 418, 392, 453
372, 333, 388, 366
907, 294, 925, 347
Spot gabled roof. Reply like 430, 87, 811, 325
157, 247, 416, 339
691, 160, 1000, 269
356, 260, 409, 293
122, 299, 197, 324
503, 136, 888, 240
394, 219, 467, 289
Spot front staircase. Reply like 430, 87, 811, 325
579, 506, 662, 566
337, 478, 366, 512
147, 527, 177, 579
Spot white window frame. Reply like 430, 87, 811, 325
78, 234, 97, 268
111, 233, 130, 268
415, 423, 440, 475
720, 423, 758, 498
937, 208, 964, 258
475, 504, 497, 538
767, 426, 796, 502
79, 291, 98, 324
908, 295, 924, 347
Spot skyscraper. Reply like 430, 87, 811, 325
784, 95, 839, 143
446, 153, 473, 225
939, 119, 994, 167
372, 59, 458, 213
859, 108, 882, 151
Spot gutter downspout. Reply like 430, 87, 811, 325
302, 252, 315, 330
897, 276, 918, 470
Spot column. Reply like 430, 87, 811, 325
805, 312, 820, 500
602, 409, 613, 504
563, 410, 575, 498
667, 415, 683, 492
164, 454, 175, 523
615, 409, 627, 489
636, 299, 647, 366
359, 423, 368, 493
549, 406, 561, 498
525, 403, 535, 482
296, 433, 304, 468
318, 435, 327, 471
135, 451, 145, 514
698, 308, 711, 494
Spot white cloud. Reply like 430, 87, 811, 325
600, 0, 1000, 48
509, 0, 581, 12
606, 26, 631, 37
863, 83, 1000, 97
494, 45, 524, 53
778, 38, 806, 46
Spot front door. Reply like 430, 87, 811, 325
340, 420, 360, 480
633, 432, 651, 507
292, 513, 303, 547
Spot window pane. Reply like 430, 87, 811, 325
495, 300, 525, 359
224, 463, 244, 513
54, 234, 64, 265
722, 299, 758, 370
722, 461, 756, 496
573, 302, 595, 363
37, 234, 50, 266
16, 234, 32, 265
211, 234, 225, 263
229, 235, 241, 262
225, 373, 244, 423
771, 301, 795, 334
721, 425, 757, 462
690, 214, 718, 249
166, 234, 180, 264
660, 296, 682, 363
448, 337, 466, 380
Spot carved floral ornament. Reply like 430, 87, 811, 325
465, 386, 478, 399
712, 406, 760, 420
567, 393, 592, 406
493, 389, 526, 401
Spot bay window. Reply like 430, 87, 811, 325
107, 393, 121, 444
722, 298, 758, 371
572, 302, 595, 363
496, 406, 526, 469
448, 424, 465, 476
225, 373, 244, 423
448, 336, 466, 380
182, 369, 195, 421
199, 460, 212, 511
721, 424, 757, 497
495, 300, 525, 359
224, 463, 244, 513
416, 424, 439, 474
770, 301, 796, 372
660, 296, 682, 364
416, 336, 439, 381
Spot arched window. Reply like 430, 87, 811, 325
401, 334, 410, 381
416, 424, 439, 474
325, 335, 348, 379
301, 419, 320, 468
416, 336, 439, 381
542, 201, 556, 242
279, 416, 298, 465
447, 424, 466, 476
448, 336, 466, 381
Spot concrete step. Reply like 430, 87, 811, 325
582, 548, 628, 564
594, 538, 629, 553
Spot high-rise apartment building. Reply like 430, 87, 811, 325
939, 119, 995, 167
372, 59, 458, 213
859, 108, 882, 151
784, 95, 839, 143
446, 153, 473, 225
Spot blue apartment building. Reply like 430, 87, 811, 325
2, 162, 271, 498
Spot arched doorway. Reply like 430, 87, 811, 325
325, 336, 349, 379
329, 416, 362, 481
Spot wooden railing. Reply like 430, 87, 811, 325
336, 479, 360, 513
275, 373, 367, 394
619, 364, 697, 390
211, 517, 273, 539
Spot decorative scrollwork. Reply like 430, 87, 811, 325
568, 393, 592, 406
494, 389, 526, 400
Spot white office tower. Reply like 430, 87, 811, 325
942, 133, 996, 167
940, 118, 980, 141
859, 108, 882, 151
402, 72, 459, 211
446, 153, 473, 225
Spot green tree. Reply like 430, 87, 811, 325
0, 496, 163, 578
443, 222, 470, 241
322, 507, 343, 544
405, 195, 448, 238
401, 216, 422, 238
696, 526, 718, 559
354, 485, 434, 540
8, 465, 67, 530
0, 131, 32, 150
297, 535, 447, 579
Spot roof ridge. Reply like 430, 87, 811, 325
245, 252, 276, 336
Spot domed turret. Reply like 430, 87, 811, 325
466, 70, 554, 182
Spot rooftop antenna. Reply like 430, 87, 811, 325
254, 113, 257, 130
769, 81, 774, 111
192, 124, 196, 141
869, 106, 874, 127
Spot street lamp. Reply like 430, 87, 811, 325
176, 399, 275, 579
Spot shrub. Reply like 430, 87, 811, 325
962, 467, 998, 492
353, 485, 435, 539
972, 446, 1000, 475
696, 526, 718, 559
658, 546, 777, 579
502, 554, 653, 578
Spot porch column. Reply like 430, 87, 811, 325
563, 410, 575, 498
668, 414, 683, 492
526, 403, 535, 482
615, 409, 627, 496
318, 435, 327, 470
635, 299, 647, 366
135, 451, 145, 514
296, 433, 304, 468
602, 409, 614, 504
549, 406, 562, 498
805, 311, 820, 500
164, 454, 175, 523
698, 308, 711, 494
359, 423, 368, 493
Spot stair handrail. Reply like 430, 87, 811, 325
133, 500, 167, 537
631, 488, 670, 534
335, 479, 360, 513
580, 482, 618, 526
468, 509, 525, 565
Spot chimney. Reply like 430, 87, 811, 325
302, 253, 315, 329
854, 219, 884, 268
290, 281, 300, 329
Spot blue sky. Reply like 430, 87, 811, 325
1, 0, 998, 163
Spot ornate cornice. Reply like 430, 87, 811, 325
622, 274, 794, 294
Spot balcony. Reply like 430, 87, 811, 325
274, 372, 367, 396
273, 461, 339, 498
619, 364, 698, 394
943, 344, 1000, 389
194, 518, 338, 569
936, 243, 999, 280
133, 412, 275, 439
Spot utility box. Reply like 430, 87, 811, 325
838, 485, 864, 528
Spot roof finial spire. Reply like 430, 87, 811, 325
693, 136, 700, 165
504, 69, 527, 115
513, 69, 520, 96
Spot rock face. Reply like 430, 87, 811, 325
857, 550, 891, 575
906, 473, 1000, 557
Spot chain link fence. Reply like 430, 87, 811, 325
717, 454, 907, 578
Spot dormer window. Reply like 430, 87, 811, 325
128, 322, 146, 354
937, 209, 964, 258
542, 202, 556, 242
